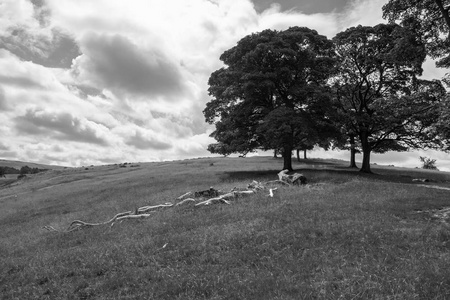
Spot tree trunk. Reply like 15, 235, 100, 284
349, 134, 358, 168
274, 150, 278, 158
359, 131, 372, 173
303, 149, 307, 160
296, 149, 300, 162
283, 146, 293, 171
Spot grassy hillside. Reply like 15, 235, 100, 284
0, 159, 69, 171
1, 157, 450, 299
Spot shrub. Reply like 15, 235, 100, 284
420, 156, 439, 170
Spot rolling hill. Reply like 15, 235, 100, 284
1, 156, 450, 299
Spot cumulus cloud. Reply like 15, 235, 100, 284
126, 130, 172, 151
0, 87, 7, 110
0, 0, 447, 168
0, 0, 78, 68
338, 0, 387, 29
0, 151, 17, 158
72, 33, 187, 99
258, 4, 340, 37
15, 109, 109, 146
0, 142, 9, 151
0, 73, 43, 89
0, 0, 37, 36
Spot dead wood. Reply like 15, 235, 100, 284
177, 191, 193, 200
194, 187, 220, 198
175, 198, 196, 206
268, 188, 278, 198
195, 197, 231, 206
138, 203, 173, 213
278, 170, 307, 185
45, 172, 307, 233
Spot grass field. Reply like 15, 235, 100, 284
1, 156, 450, 299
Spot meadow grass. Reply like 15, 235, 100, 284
1, 157, 450, 299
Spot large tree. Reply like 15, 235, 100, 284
204, 27, 337, 171
382, 0, 450, 68
332, 24, 444, 173
383, 1, 450, 157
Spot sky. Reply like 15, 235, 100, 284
0, 0, 449, 170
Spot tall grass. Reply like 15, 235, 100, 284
1, 157, 450, 299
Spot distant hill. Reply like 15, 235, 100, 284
0, 159, 69, 171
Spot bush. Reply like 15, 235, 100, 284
420, 156, 439, 170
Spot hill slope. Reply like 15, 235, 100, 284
0, 159, 69, 171
1, 157, 450, 299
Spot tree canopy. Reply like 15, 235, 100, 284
331, 23, 444, 173
383, 0, 450, 68
383, 0, 450, 161
204, 27, 338, 171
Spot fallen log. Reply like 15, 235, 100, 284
44, 172, 307, 233
194, 187, 220, 198
115, 213, 154, 222
177, 191, 193, 200
278, 170, 307, 185
195, 197, 231, 206
138, 203, 173, 213
175, 198, 196, 206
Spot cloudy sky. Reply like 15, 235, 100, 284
0, 0, 449, 170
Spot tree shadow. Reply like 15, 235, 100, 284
220, 170, 280, 182
219, 162, 450, 186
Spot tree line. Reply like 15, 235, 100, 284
204, 1, 450, 173
0, 166, 48, 178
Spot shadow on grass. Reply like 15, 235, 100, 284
221, 162, 450, 186
220, 169, 280, 182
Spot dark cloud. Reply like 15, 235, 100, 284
0, 151, 17, 158
15, 110, 108, 146
0, 142, 9, 150
126, 131, 172, 150
0, 0, 79, 68
78, 33, 186, 98
29, 0, 51, 27
0, 87, 8, 110
69, 84, 105, 99
0, 27, 80, 68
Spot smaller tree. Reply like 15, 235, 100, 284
331, 24, 444, 173
0, 167, 5, 178
20, 166, 31, 175
420, 156, 439, 170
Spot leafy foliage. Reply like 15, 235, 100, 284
420, 156, 439, 170
19, 165, 47, 175
383, 0, 450, 68
331, 23, 444, 172
0, 166, 20, 175
204, 27, 338, 170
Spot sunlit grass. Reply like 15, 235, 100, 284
1, 157, 450, 299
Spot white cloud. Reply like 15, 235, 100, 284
0, 0, 448, 169
0, 0, 37, 36
338, 0, 387, 30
